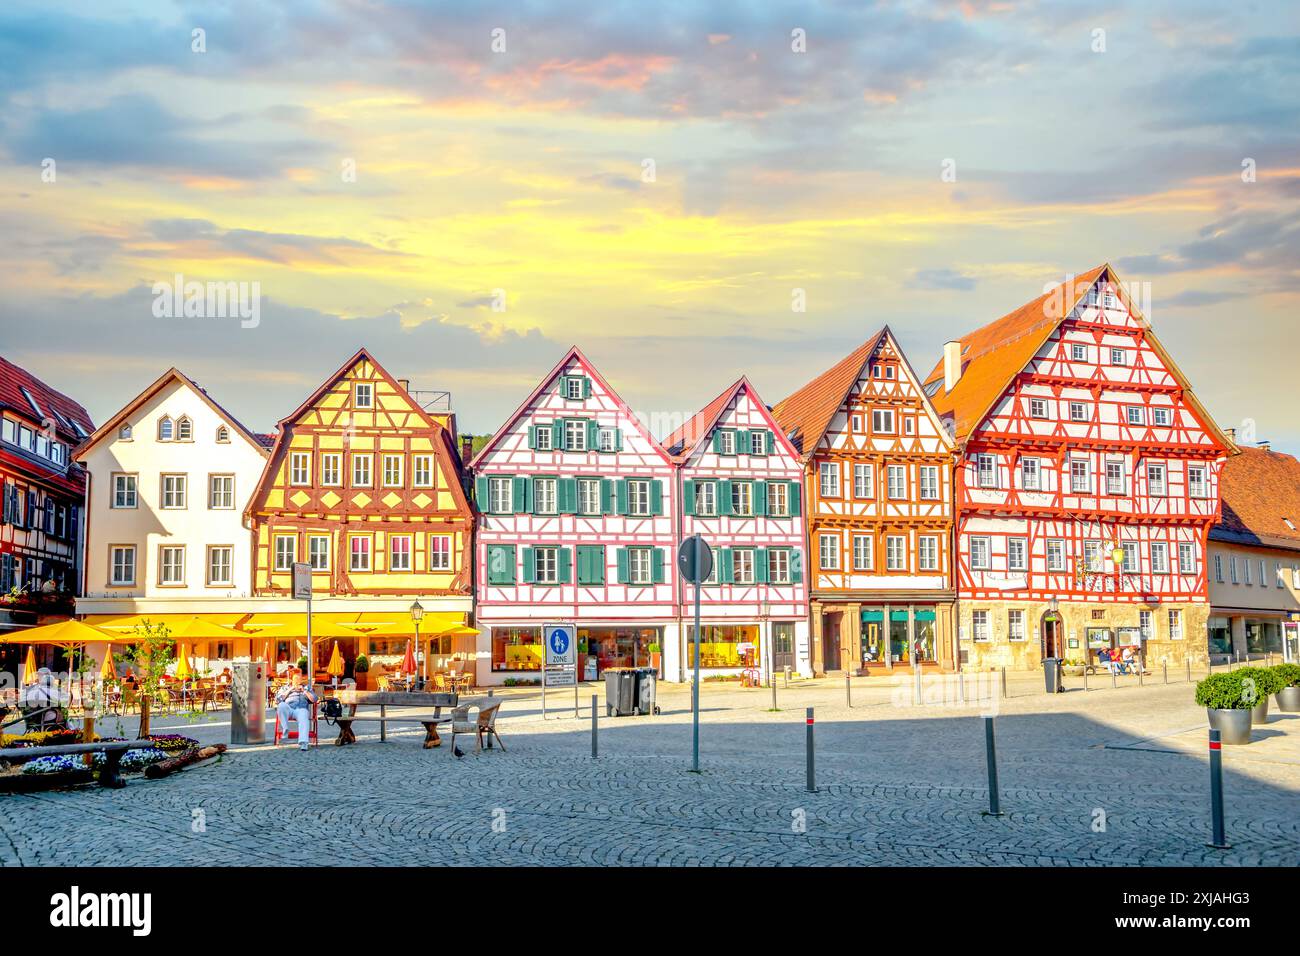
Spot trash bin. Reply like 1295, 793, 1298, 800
632, 667, 657, 715
1042, 657, 1062, 694
604, 668, 636, 716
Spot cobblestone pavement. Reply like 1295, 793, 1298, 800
2, 674, 1297, 866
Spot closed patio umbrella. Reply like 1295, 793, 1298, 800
400, 639, 417, 686
22, 646, 37, 685
326, 641, 345, 688
99, 652, 115, 680
174, 644, 192, 681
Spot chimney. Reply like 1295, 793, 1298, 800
943, 341, 963, 391
1225, 427, 1236, 442
397, 378, 410, 393
461, 434, 474, 464
1258, 440, 1271, 452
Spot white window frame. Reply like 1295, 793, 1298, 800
887, 465, 907, 500
209, 474, 235, 510
352, 453, 373, 488
820, 533, 841, 571
349, 536, 372, 572
354, 383, 373, 408
160, 474, 187, 510
112, 474, 137, 509
290, 452, 311, 486
274, 534, 296, 571
918, 535, 938, 571
159, 545, 185, 586
206, 545, 233, 587
972, 610, 991, 643
110, 546, 136, 586
919, 465, 940, 500
885, 535, 906, 571
488, 477, 513, 514
852, 534, 873, 571
1008, 537, 1028, 572
819, 462, 839, 498
428, 534, 452, 571
382, 454, 403, 488
389, 535, 412, 572
853, 463, 873, 499
970, 536, 991, 570
320, 453, 342, 486
308, 534, 330, 572
871, 409, 895, 434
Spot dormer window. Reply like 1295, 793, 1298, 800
119, 424, 133, 441
158, 417, 174, 441
216, 425, 230, 443
355, 383, 374, 408
176, 417, 193, 441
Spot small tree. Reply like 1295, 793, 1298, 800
119, 620, 175, 738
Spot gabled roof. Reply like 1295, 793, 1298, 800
663, 376, 801, 462
470, 345, 674, 468
0, 355, 94, 444
272, 347, 440, 434
1211, 445, 1300, 552
921, 263, 1236, 453
770, 330, 887, 458
75, 367, 267, 460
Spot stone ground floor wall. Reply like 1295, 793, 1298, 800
958, 599, 1211, 671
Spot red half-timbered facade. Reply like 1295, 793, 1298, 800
923, 264, 1236, 669
773, 328, 957, 676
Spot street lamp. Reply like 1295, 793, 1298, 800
410, 600, 425, 685
1109, 542, 1125, 591
760, 599, 776, 711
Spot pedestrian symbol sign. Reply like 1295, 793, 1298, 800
544, 623, 576, 667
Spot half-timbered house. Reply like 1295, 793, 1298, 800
922, 264, 1236, 670
246, 349, 474, 680
470, 347, 677, 685
772, 328, 957, 676
663, 377, 809, 680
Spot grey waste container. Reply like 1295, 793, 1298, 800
1042, 658, 1063, 694
604, 668, 636, 716
632, 667, 657, 715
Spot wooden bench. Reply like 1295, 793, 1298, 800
325, 691, 458, 749
0, 740, 150, 788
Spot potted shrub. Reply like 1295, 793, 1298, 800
647, 642, 662, 674
1061, 658, 1086, 677
1273, 663, 1300, 712
353, 654, 370, 691
1236, 666, 1284, 724
1194, 672, 1254, 744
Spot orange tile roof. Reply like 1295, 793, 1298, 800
921, 265, 1107, 441
663, 378, 744, 459
770, 329, 887, 457
1212, 445, 1300, 552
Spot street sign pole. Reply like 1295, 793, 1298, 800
292, 563, 313, 689
692, 536, 702, 773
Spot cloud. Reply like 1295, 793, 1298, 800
906, 268, 978, 291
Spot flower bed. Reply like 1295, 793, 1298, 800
147, 734, 199, 753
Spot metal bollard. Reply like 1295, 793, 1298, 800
1083, 664, 1089, 692
784, 665, 790, 688
1207, 728, 1229, 849
1001, 667, 1008, 699
1163, 661, 1168, 685
846, 672, 852, 708
913, 665, 923, 706
1187, 658, 1192, 683
982, 716, 1003, 817
591, 694, 598, 759
957, 670, 965, 703
1138, 665, 1144, 687
1111, 667, 1117, 689
771, 668, 778, 712
805, 707, 816, 793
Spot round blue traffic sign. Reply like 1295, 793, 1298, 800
549, 629, 570, 655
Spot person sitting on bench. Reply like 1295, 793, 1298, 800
275, 671, 318, 750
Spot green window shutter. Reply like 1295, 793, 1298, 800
711, 430, 723, 453
558, 547, 572, 584
527, 426, 537, 450
475, 476, 489, 509
682, 479, 696, 516
790, 549, 803, 583
752, 480, 767, 516
558, 478, 578, 514
736, 429, 749, 453
577, 545, 605, 585
755, 548, 769, 583
718, 479, 733, 516
652, 548, 665, 584
616, 547, 630, 584
552, 420, 565, 449
583, 377, 592, 399
521, 546, 535, 584
601, 479, 614, 514
587, 420, 599, 450
487, 545, 516, 585
511, 476, 529, 514
719, 548, 735, 584
613, 429, 623, 452
789, 481, 802, 517
650, 480, 664, 516
765, 430, 775, 454
616, 479, 629, 515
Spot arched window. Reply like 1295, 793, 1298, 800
119, 424, 133, 440
216, 425, 230, 443
158, 417, 174, 441
177, 417, 193, 441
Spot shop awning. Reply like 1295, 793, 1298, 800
341, 611, 470, 638
0, 619, 121, 648
85, 613, 249, 633
234, 613, 362, 639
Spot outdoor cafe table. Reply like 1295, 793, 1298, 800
325, 690, 458, 748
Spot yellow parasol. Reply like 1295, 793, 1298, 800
99, 653, 115, 680
22, 645, 37, 684
326, 641, 345, 677
174, 643, 192, 681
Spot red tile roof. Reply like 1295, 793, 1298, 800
663, 378, 744, 459
1212, 445, 1300, 552
0, 355, 94, 444
770, 330, 887, 457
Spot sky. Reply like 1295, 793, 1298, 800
1, 0, 1298, 448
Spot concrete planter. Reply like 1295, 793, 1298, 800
1276, 685, 1300, 713
1206, 708, 1253, 745
1251, 697, 1270, 724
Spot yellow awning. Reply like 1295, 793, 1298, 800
341, 611, 468, 637
85, 613, 249, 633
236, 613, 361, 639
0, 619, 123, 647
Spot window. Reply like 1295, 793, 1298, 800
853, 534, 873, 571
578, 478, 602, 515
1178, 543, 1195, 574
1168, 609, 1183, 640
694, 480, 718, 517
488, 477, 513, 514
1121, 542, 1138, 573
1139, 610, 1153, 642
158, 417, 174, 441
972, 610, 991, 642
597, 427, 619, 453
207, 546, 233, 586
729, 481, 753, 516
819, 462, 840, 498
750, 431, 768, 456
564, 419, 587, 452
118, 424, 133, 441
112, 474, 137, 509
970, 536, 991, 570
1083, 541, 1102, 572
354, 383, 373, 408
382, 454, 403, 488
977, 454, 997, 488
159, 546, 185, 585
1230, 556, 1239, 584
349, 536, 371, 572
1152, 407, 1172, 427
411, 454, 433, 488
1008, 537, 1027, 572
1109, 348, 1127, 366
352, 453, 372, 487
319, 453, 341, 486
308, 535, 330, 571
176, 417, 193, 441
851, 414, 863, 432
216, 425, 230, 443
1105, 461, 1126, 496
853, 464, 873, 499
820, 534, 840, 570
1213, 553, 1223, 582
1146, 462, 1166, 496
885, 535, 906, 571
1244, 558, 1252, 585
110, 546, 136, 586
1029, 398, 1047, 419
565, 376, 585, 400
534, 478, 557, 515
768, 549, 791, 584
918, 465, 939, 500
717, 430, 736, 456
389, 535, 412, 572
1021, 458, 1040, 491
161, 474, 187, 509
1008, 610, 1026, 642
1276, 561, 1285, 589
627, 547, 653, 585
1070, 343, 1088, 362
428, 535, 451, 571
209, 475, 234, 509
274, 535, 296, 571
767, 482, 789, 517
918, 536, 938, 571
290, 452, 310, 486
871, 409, 895, 433
626, 479, 652, 517
903, 417, 915, 436
887, 465, 907, 499
534, 427, 553, 451
733, 549, 756, 585
533, 546, 559, 584
1126, 406, 1144, 426
1069, 402, 1089, 422
1070, 459, 1090, 493
1188, 465, 1207, 498
1047, 538, 1066, 572
1151, 542, 1169, 573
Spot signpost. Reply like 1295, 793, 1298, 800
292, 563, 312, 688
678, 535, 713, 773
542, 622, 578, 719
